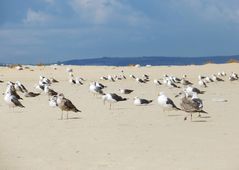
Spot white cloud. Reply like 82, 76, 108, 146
69, 0, 149, 25
23, 8, 51, 24
170, 0, 239, 23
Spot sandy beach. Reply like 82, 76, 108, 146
0, 63, 239, 170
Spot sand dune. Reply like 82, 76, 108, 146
0, 63, 239, 170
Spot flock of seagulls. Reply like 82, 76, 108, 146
1, 66, 239, 121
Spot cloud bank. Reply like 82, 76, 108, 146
0, 0, 239, 63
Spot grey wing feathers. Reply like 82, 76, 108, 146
167, 98, 180, 110
111, 93, 126, 101
141, 99, 153, 104
11, 97, 24, 108
65, 99, 81, 112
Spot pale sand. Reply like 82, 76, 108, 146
0, 64, 239, 170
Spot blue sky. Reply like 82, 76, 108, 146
1, 0, 239, 64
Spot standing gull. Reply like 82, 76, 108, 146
5, 83, 23, 100
4, 91, 25, 109
56, 93, 81, 120
102, 93, 127, 109
177, 92, 207, 121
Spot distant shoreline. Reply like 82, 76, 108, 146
1, 55, 239, 66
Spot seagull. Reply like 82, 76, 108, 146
44, 86, 58, 97
211, 74, 224, 82
157, 92, 180, 111
100, 76, 108, 80
205, 76, 214, 83
153, 79, 162, 86
129, 74, 136, 79
24, 92, 40, 97
75, 77, 83, 85
89, 82, 105, 95
229, 76, 238, 81
69, 78, 76, 84
231, 72, 238, 79
185, 86, 204, 96
107, 75, 115, 82
136, 77, 146, 83
171, 76, 181, 83
40, 76, 51, 85
95, 82, 107, 89
76, 76, 85, 81
4, 91, 25, 109
180, 78, 193, 86
178, 92, 207, 121
217, 72, 223, 77
5, 83, 23, 100
35, 84, 45, 92
14, 81, 28, 93
133, 97, 153, 106
56, 93, 81, 120
66, 68, 73, 73
167, 80, 180, 88
119, 88, 134, 94
121, 70, 127, 79
102, 93, 127, 109
198, 79, 207, 88
198, 75, 206, 80
142, 74, 149, 80
217, 72, 227, 77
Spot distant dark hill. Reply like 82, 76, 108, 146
58, 56, 239, 66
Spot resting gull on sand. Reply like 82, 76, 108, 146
176, 91, 207, 121
56, 93, 81, 120
119, 88, 134, 94
133, 97, 153, 106
157, 92, 180, 111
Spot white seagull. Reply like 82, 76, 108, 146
102, 93, 127, 109
157, 92, 180, 111
133, 97, 153, 106
4, 91, 25, 109
119, 88, 134, 94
